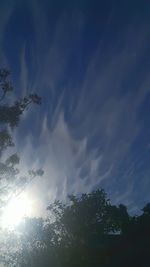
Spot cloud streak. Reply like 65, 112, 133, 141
0, 1, 150, 215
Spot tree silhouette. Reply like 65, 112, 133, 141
47, 189, 121, 246
6, 190, 121, 267
0, 69, 42, 213
6, 190, 149, 267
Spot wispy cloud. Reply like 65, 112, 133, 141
19, 46, 28, 96
1, 2, 150, 215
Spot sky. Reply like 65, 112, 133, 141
0, 0, 150, 216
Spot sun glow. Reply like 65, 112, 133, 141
1, 193, 33, 230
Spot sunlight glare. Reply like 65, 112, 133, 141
1, 193, 33, 230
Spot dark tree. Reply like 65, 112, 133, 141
47, 189, 120, 245
3, 188, 150, 267
11, 190, 122, 267
0, 69, 43, 213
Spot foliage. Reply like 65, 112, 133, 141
4, 189, 150, 267
47, 189, 120, 246
0, 68, 43, 211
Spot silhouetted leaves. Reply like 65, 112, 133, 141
0, 130, 14, 155
2, 187, 150, 267
0, 69, 13, 102
0, 69, 42, 209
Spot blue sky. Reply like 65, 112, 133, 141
0, 0, 150, 215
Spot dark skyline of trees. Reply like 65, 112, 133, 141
1, 189, 150, 267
